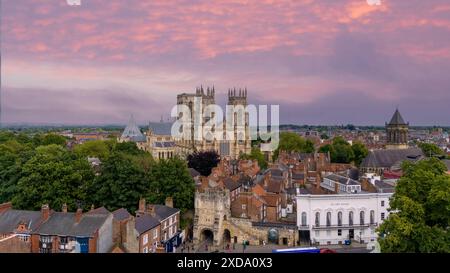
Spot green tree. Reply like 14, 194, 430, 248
73, 140, 111, 159
418, 142, 445, 158
148, 157, 195, 212
351, 141, 369, 167
40, 133, 67, 146
377, 158, 450, 253
273, 132, 315, 159
12, 145, 95, 211
113, 141, 144, 155
88, 151, 151, 213
240, 147, 268, 170
0, 141, 35, 203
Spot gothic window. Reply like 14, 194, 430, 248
349, 211, 353, 226
315, 212, 320, 227
338, 212, 342, 226
326, 212, 331, 227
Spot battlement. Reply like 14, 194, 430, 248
227, 87, 247, 99
195, 85, 215, 98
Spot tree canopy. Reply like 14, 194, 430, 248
318, 137, 368, 166
377, 158, 450, 253
273, 132, 315, 159
0, 131, 196, 214
240, 147, 268, 170
418, 142, 445, 158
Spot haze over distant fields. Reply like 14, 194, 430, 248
1, 0, 450, 126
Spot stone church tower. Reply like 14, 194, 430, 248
385, 109, 409, 150
175, 86, 251, 159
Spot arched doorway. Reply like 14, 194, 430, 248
200, 229, 214, 245
223, 229, 231, 245
268, 228, 279, 244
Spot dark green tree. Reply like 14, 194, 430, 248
40, 133, 67, 146
273, 132, 315, 159
88, 151, 151, 213
148, 157, 195, 212
12, 145, 94, 211
187, 150, 220, 176
351, 141, 369, 167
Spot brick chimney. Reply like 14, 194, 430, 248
0, 202, 12, 213
41, 204, 50, 221
165, 197, 173, 208
146, 204, 156, 217
315, 172, 321, 189
334, 182, 339, 194
138, 198, 146, 212
75, 208, 82, 223
62, 203, 67, 213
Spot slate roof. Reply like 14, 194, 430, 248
86, 207, 110, 215
374, 181, 395, 193
189, 168, 200, 178
0, 209, 42, 234
224, 178, 241, 191
292, 173, 305, 180
148, 123, 173, 135
112, 208, 132, 221
135, 215, 160, 234
388, 109, 407, 125
269, 169, 284, 177
325, 174, 360, 185
361, 148, 424, 169
35, 212, 110, 237
153, 141, 175, 148
153, 205, 179, 220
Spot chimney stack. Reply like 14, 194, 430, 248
146, 204, 156, 217
75, 208, 82, 223
139, 198, 146, 213
334, 182, 339, 193
165, 197, 174, 208
41, 204, 50, 221
62, 203, 67, 213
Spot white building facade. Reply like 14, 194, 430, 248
296, 192, 392, 246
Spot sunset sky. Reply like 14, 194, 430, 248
2, 0, 450, 125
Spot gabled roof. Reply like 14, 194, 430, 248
112, 208, 132, 221
135, 215, 160, 234
361, 148, 424, 168
0, 209, 42, 234
152, 205, 180, 221
388, 109, 407, 125
35, 211, 110, 237
325, 174, 360, 185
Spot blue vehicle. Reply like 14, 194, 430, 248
272, 247, 321, 253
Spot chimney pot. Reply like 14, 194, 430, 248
75, 208, 82, 223
41, 204, 50, 221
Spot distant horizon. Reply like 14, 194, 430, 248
1, 121, 450, 129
